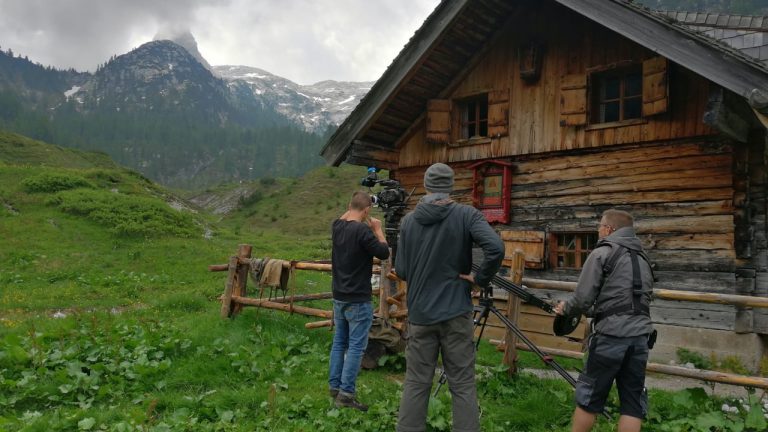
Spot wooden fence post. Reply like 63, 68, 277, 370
503, 250, 525, 376
231, 244, 253, 316
220, 255, 239, 319
379, 248, 393, 319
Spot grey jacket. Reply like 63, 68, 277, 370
395, 193, 504, 325
563, 226, 654, 337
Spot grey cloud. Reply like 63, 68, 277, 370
0, 0, 438, 83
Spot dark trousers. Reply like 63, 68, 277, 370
397, 312, 479, 432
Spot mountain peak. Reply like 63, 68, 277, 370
153, 29, 212, 70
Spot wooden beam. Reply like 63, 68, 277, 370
495, 341, 768, 389
703, 88, 750, 143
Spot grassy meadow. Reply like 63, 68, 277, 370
1, 130, 767, 431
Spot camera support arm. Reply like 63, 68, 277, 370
471, 263, 555, 314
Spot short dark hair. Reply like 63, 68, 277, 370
349, 191, 372, 211
602, 209, 633, 229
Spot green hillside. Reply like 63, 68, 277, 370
0, 130, 118, 169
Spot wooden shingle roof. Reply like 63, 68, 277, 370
656, 10, 768, 66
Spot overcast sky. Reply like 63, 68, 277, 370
0, 0, 440, 85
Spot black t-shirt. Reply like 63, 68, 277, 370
331, 219, 390, 303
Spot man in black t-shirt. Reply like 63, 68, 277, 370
329, 191, 389, 411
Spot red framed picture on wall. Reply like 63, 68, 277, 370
469, 160, 512, 224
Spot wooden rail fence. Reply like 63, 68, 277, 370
210, 244, 768, 389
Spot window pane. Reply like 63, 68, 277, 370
468, 123, 476, 137
624, 97, 642, 119
624, 73, 642, 97
603, 77, 621, 100
479, 100, 488, 120
603, 101, 620, 122
563, 252, 575, 268
479, 120, 488, 137
467, 101, 476, 118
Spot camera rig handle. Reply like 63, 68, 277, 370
471, 263, 555, 314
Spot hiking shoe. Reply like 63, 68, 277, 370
335, 391, 369, 412
329, 388, 339, 398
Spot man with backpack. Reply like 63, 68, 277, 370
555, 209, 655, 432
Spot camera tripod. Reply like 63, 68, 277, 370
432, 265, 610, 419
433, 286, 576, 395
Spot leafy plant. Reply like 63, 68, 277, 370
676, 348, 712, 369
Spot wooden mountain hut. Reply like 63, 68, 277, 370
320, 0, 768, 369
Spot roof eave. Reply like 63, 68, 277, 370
319, 0, 471, 166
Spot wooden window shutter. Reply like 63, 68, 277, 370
500, 230, 545, 269
642, 56, 669, 116
488, 89, 509, 138
559, 74, 587, 126
426, 99, 451, 145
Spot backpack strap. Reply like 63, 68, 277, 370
594, 242, 651, 323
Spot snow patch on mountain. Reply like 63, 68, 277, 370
214, 65, 373, 132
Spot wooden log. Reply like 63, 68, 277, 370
494, 341, 768, 389
231, 296, 333, 319
390, 309, 409, 319
232, 244, 252, 316
504, 250, 524, 376
305, 320, 333, 329
220, 256, 239, 319
379, 250, 393, 319
209, 260, 383, 274
522, 278, 768, 309
655, 289, 768, 309
270, 292, 334, 303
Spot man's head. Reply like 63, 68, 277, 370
598, 209, 633, 239
424, 163, 454, 194
348, 191, 372, 214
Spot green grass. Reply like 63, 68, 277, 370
1, 132, 766, 431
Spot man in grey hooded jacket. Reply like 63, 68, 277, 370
395, 162, 504, 432
555, 209, 654, 432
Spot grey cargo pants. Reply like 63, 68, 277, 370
397, 312, 479, 432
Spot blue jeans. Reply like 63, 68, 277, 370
329, 300, 373, 395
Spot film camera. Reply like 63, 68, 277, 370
360, 167, 407, 211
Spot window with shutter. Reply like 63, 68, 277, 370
590, 65, 643, 124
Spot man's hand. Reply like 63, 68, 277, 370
459, 273, 479, 295
554, 301, 565, 316
369, 217, 386, 243
458, 273, 475, 284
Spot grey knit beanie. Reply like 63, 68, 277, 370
424, 163, 454, 193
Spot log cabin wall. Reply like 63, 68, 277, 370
397, 2, 715, 167
394, 139, 739, 331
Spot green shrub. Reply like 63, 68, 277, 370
49, 189, 200, 238
22, 172, 94, 193
260, 177, 276, 186
238, 190, 263, 208
676, 348, 712, 370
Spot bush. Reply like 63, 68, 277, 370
676, 348, 712, 369
238, 190, 263, 208
22, 172, 94, 193
259, 177, 276, 186
49, 189, 200, 238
